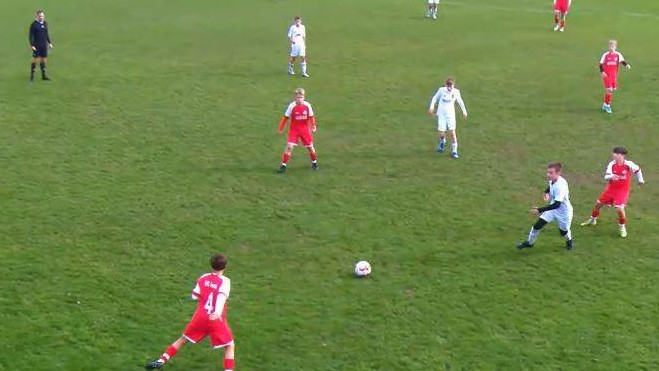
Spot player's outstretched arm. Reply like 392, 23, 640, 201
278, 117, 289, 134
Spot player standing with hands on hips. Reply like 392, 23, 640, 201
29, 10, 53, 81
287, 16, 309, 77
517, 163, 574, 251
428, 77, 467, 159
599, 39, 631, 114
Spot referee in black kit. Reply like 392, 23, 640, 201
29, 10, 53, 81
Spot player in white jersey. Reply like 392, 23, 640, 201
287, 16, 309, 78
426, 0, 440, 19
428, 77, 468, 159
517, 163, 574, 251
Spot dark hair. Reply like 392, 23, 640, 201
612, 146, 628, 155
547, 162, 563, 172
446, 77, 455, 85
294, 16, 300, 20
210, 254, 228, 271
36, 10, 44, 15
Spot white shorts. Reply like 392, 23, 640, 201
437, 114, 456, 131
540, 208, 573, 231
428, 0, 439, 4
290, 43, 306, 57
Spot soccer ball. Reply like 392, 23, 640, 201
354, 261, 371, 277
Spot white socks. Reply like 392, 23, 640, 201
527, 227, 540, 244
451, 142, 458, 153
301, 62, 307, 75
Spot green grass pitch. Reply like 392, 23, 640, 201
1, 0, 658, 370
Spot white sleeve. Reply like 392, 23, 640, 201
287, 26, 294, 39
302, 26, 306, 39
599, 53, 607, 65
626, 161, 644, 183
604, 161, 615, 180
429, 89, 440, 111
455, 90, 467, 115
284, 102, 294, 117
213, 279, 231, 316
617, 52, 626, 63
191, 283, 201, 301
306, 102, 315, 117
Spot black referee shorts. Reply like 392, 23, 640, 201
32, 45, 48, 58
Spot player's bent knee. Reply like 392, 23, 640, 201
533, 219, 548, 230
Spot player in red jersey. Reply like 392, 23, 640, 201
581, 147, 644, 238
552, 0, 571, 32
145, 254, 235, 370
599, 40, 631, 114
277, 87, 318, 174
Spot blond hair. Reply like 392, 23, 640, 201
295, 88, 305, 96
609, 39, 617, 46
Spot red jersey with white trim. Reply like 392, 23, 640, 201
284, 101, 315, 129
191, 273, 231, 321
604, 160, 641, 193
599, 51, 625, 76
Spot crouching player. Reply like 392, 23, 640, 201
517, 163, 574, 251
277, 88, 319, 173
145, 254, 235, 370
581, 146, 644, 238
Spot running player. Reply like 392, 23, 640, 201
287, 16, 309, 77
145, 254, 235, 370
428, 77, 468, 159
426, 0, 439, 19
277, 88, 318, 173
517, 163, 574, 251
553, 0, 571, 32
581, 147, 644, 238
599, 39, 631, 114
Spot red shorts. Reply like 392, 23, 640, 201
603, 75, 618, 90
183, 316, 234, 348
554, 1, 570, 13
287, 126, 313, 147
598, 189, 628, 208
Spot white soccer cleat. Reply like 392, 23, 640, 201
432, 14, 437, 19
580, 218, 597, 227
559, 27, 565, 32
619, 225, 628, 238
553, 24, 560, 31
302, 73, 310, 78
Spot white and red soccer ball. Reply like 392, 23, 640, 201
354, 261, 371, 277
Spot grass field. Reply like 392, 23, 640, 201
1, 0, 658, 370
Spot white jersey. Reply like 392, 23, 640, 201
429, 87, 467, 117
547, 176, 572, 213
287, 24, 306, 46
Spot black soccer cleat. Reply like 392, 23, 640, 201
566, 239, 574, 251
277, 165, 287, 174
145, 359, 164, 370
42, 75, 51, 81
516, 241, 534, 249
311, 162, 319, 171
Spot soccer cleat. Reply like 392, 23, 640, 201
42, 76, 51, 81
432, 14, 437, 19
437, 141, 445, 153
450, 152, 459, 159
302, 73, 310, 78
311, 162, 318, 171
566, 239, 574, 251
145, 360, 164, 370
277, 165, 287, 174
553, 24, 560, 31
619, 226, 627, 238
580, 218, 597, 227
516, 241, 534, 249
602, 104, 612, 114
559, 27, 565, 32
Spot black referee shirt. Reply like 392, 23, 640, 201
29, 20, 51, 47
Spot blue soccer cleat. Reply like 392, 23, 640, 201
516, 241, 534, 249
437, 141, 445, 153
602, 104, 612, 114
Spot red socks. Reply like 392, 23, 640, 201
591, 209, 600, 218
560, 20, 565, 28
604, 92, 612, 105
281, 153, 291, 165
224, 358, 235, 370
309, 151, 317, 162
160, 345, 179, 363
554, 15, 559, 23
618, 217, 626, 225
